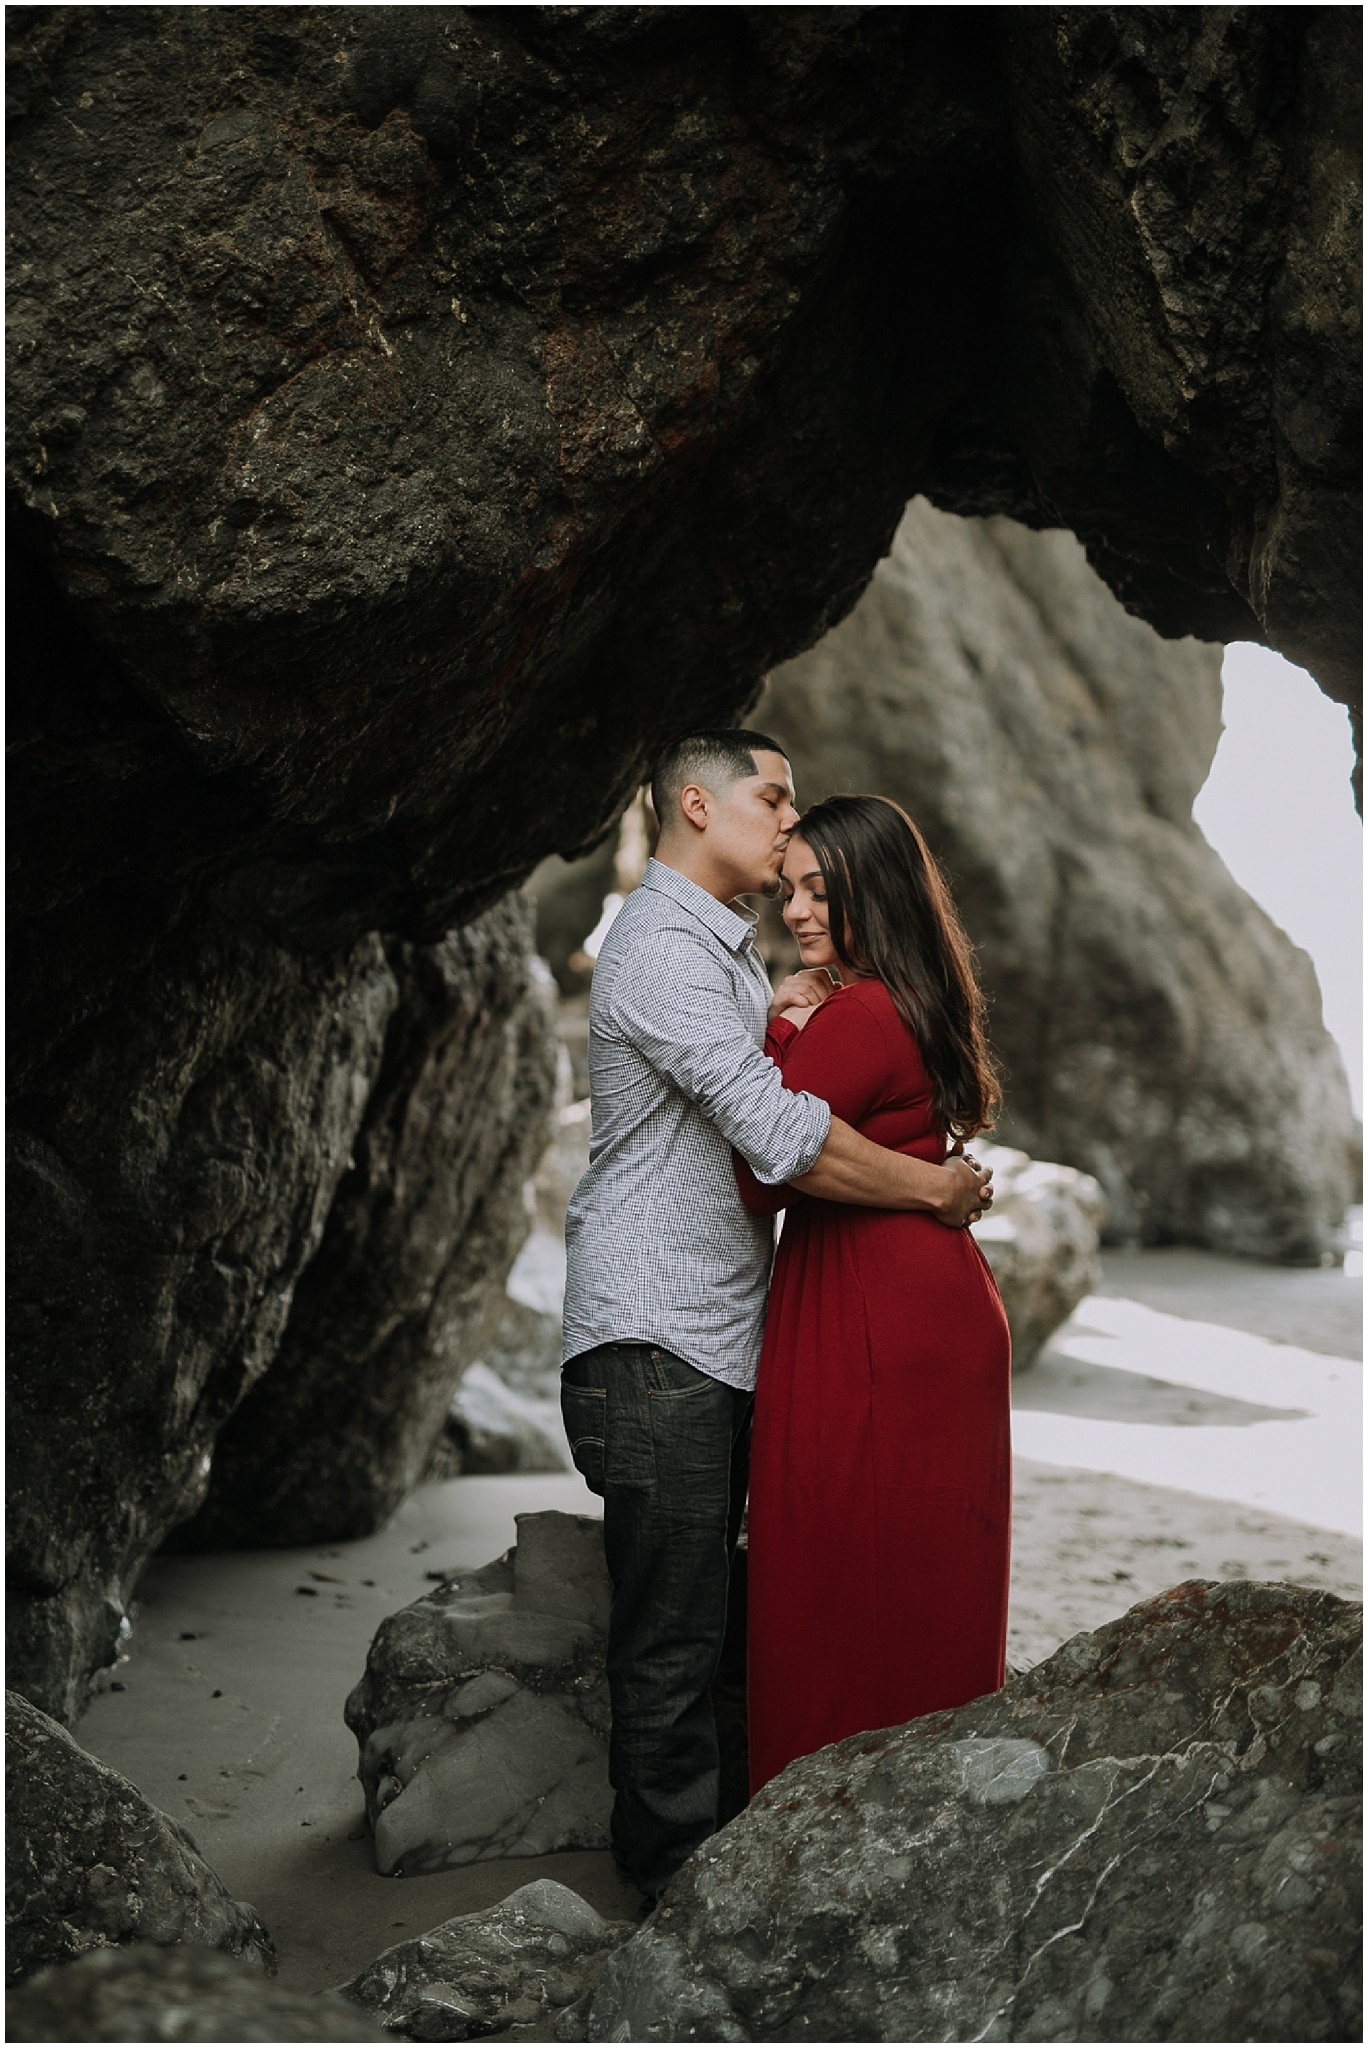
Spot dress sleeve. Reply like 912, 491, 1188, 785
732, 1020, 802, 1216
776, 987, 900, 1129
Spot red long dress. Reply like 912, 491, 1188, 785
737, 979, 1012, 1796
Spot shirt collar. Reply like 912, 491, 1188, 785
640, 857, 760, 954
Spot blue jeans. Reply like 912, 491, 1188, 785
561, 1342, 752, 1899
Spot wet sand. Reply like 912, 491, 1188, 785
79, 1248, 1361, 2004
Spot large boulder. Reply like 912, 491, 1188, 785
762, 500, 1358, 1257
5, 1693, 274, 1989
435, 1362, 569, 1479
7, 909, 398, 1725
586, 1581, 1362, 2043
345, 1513, 613, 1876
177, 898, 559, 1546
339, 1878, 631, 2040
7, 1945, 386, 2043
9, 893, 555, 1722
973, 1143, 1105, 1369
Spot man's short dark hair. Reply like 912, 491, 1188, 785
650, 728, 789, 827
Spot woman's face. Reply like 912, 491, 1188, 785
780, 834, 842, 971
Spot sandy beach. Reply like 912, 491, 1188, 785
78, 1243, 1361, 2011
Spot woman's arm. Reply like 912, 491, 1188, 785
755, 990, 993, 1223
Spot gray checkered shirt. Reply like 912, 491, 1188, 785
562, 858, 832, 1390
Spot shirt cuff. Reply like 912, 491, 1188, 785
750, 1095, 831, 1186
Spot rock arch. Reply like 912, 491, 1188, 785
7, 7, 1360, 1716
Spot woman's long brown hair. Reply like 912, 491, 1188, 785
795, 795, 1001, 1139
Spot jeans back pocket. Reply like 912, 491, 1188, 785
561, 1382, 607, 1495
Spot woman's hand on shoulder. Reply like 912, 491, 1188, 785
768, 969, 835, 1025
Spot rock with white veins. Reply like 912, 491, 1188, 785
340, 1879, 632, 2041
585, 1581, 1362, 2043
344, 1513, 612, 1876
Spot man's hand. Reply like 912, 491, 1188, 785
767, 969, 834, 1024
934, 1153, 994, 1228
792, 1120, 995, 1219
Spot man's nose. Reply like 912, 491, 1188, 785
779, 802, 800, 832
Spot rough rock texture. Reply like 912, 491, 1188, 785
5, 1693, 275, 1990
762, 500, 1358, 1256
345, 1513, 613, 1876
988, 9, 1362, 726
6, 7, 1360, 1714
973, 1144, 1106, 1369
8, 9, 1358, 843
9, 888, 555, 1721
177, 899, 559, 1546
340, 1878, 631, 2040
586, 1582, 1362, 2044
8, 902, 397, 1726
7, 1944, 386, 2043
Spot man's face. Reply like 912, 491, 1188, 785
709, 750, 800, 898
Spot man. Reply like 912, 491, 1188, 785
561, 729, 993, 1905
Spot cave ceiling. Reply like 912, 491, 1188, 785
8, 5, 1360, 998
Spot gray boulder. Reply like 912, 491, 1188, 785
762, 499, 1357, 1259
345, 1513, 612, 1876
340, 1878, 631, 2040
180, 900, 559, 1547
439, 1362, 569, 1478
479, 1296, 565, 1404
973, 1142, 1106, 1368
587, 1581, 1361, 2043
5, 1693, 274, 1988
7, 1944, 385, 2042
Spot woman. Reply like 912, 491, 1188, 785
735, 794, 1011, 1796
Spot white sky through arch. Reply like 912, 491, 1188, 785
1194, 643, 1362, 1116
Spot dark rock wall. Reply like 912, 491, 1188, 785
761, 501, 1357, 1259
8, 913, 398, 1724
933, 7, 1362, 730
179, 901, 558, 1548
8, 8, 1358, 938
9, 889, 553, 1721
6, 8, 1360, 1717
6, 4, 1007, 939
